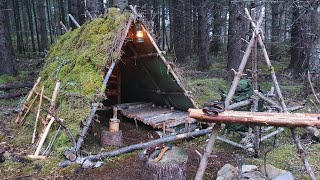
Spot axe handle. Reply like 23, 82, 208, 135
154, 146, 170, 162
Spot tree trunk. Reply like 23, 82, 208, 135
309, 1, 320, 80
197, 0, 210, 70
37, 0, 49, 52
113, 0, 128, 11
161, 0, 166, 50
172, 0, 185, 62
59, 0, 66, 29
26, 0, 36, 52
68, 0, 84, 29
0, 0, 16, 75
86, 0, 101, 18
227, 0, 246, 76
32, 0, 41, 52
192, 0, 198, 55
184, 0, 192, 57
12, 0, 24, 54
271, 1, 281, 61
288, 1, 310, 76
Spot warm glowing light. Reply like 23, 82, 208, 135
137, 30, 143, 38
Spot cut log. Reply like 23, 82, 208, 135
60, 128, 213, 167
0, 82, 33, 90
101, 130, 123, 147
189, 109, 320, 127
0, 92, 27, 99
139, 146, 188, 180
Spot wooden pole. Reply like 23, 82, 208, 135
85, 10, 93, 20
19, 92, 40, 125
194, 125, 220, 180
32, 86, 44, 143
15, 77, 41, 124
68, 14, 80, 28
188, 109, 320, 127
224, 13, 264, 109
59, 21, 69, 32
60, 127, 213, 167
75, 103, 98, 153
291, 128, 317, 180
244, 8, 287, 112
33, 116, 55, 157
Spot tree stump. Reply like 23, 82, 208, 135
139, 146, 188, 180
101, 130, 123, 147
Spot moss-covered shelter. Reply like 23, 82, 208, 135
17, 8, 197, 154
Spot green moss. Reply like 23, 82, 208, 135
0, 74, 17, 84
14, 9, 130, 156
187, 78, 229, 106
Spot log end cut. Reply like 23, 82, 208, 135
101, 130, 123, 147
139, 146, 188, 180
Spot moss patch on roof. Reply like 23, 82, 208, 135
19, 9, 130, 155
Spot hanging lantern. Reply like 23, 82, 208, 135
136, 22, 144, 43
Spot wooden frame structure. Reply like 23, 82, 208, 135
192, 8, 318, 180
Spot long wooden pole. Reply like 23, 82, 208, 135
60, 127, 213, 167
291, 128, 317, 180
194, 126, 220, 180
15, 77, 41, 124
189, 109, 320, 127
244, 8, 287, 112
32, 86, 44, 143
224, 13, 264, 109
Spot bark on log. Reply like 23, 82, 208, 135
189, 109, 320, 127
60, 128, 213, 167
0, 82, 33, 90
140, 146, 188, 180
0, 92, 27, 99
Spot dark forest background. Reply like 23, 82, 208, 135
0, 0, 320, 80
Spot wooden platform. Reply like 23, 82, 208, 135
189, 109, 320, 127
115, 102, 196, 129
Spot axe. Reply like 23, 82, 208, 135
154, 145, 173, 162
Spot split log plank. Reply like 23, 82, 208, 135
189, 109, 320, 127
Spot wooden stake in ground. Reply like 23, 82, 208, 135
15, 77, 41, 124
32, 86, 44, 143
291, 128, 317, 180
28, 116, 55, 159
244, 8, 287, 112
224, 13, 264, 109
194, 125, 220, 180
36, 81, 60, 145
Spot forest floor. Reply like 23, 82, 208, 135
0, 55, 320, 179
